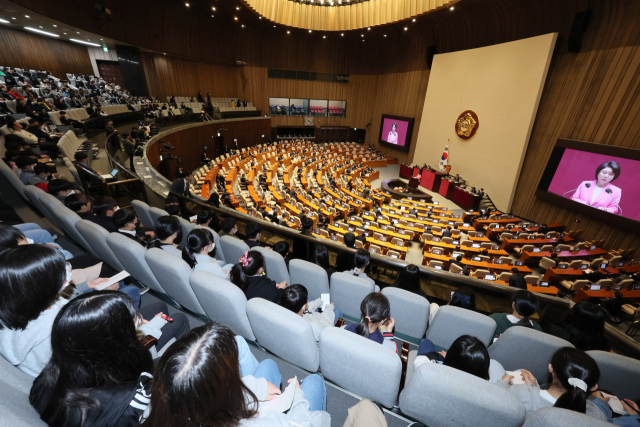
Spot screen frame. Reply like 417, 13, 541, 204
535, 138, 640, 233
378, 114, 416, 153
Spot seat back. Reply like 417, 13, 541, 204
0, 159, 28, 201
192, 225, 226, 264
50, 205, 97, 256
220, 235, 250, 265
539, 257, 556, 270
23, 185, 49, 220
522, 407, 611, 427
289, 259, 329, 301
586, 350, 640, 401
399, 363, 526, 427
145, 248, 206, 315
176, 216, 194, 248
252, 246, 290, 285
319, 327, 402, 408
37, 192, 66, 230
148, 207, 169, 227
189, 271, 254, 341
75, 220, 125, 271
330, 272, 376, 320
131, 200, 154, 229
381, 287, 429, 340
106, 233, 166, 293
0, 355, 34, 395
488, 326, 574, 380
247, 298, 319, 371
425, 306, 496, 349
0, 374, 47, 426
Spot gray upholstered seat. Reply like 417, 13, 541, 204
23, 186, 50, 222
252, 246, 290, 286
75, 220, 125, 271
132, 200, 154, 229
0, 355, 44, 426
172, 216, 192, 248
425, 305, 496, 349
145, 248, 206, 316
399, 362, 526, 427
0, 355, 33, 395
587, 350, 640, 401
220, 235, 250, 265
289, 259, 329, 301
522, 407, 611, 427
148, 207, 169, 228
106, 233, 166, 294
38, 193, 67, 231
247, 298, 319, 371
319, 327, 401, 408
189, 271, 254, 340
193, 225, 226, 264
330, 272, 377, 320
50, 205, 98, 257
381, 287, 430, 341
0, 159, 28, 201
488, 326, 573, 380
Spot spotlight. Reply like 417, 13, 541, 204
450, 6, 454, 10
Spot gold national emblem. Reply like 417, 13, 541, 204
455, 110, 479, 140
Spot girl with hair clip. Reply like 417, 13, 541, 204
498, 347, 607, 421
182, 228, 233, 280
489, 290, 542, 342
231, 250, 287, 303
344, 293, 396, 352
146, 215, 183, 257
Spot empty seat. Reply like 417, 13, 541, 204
106, 233, 167, 294
189, 271, 255, 341
220, 235, 250, 265
252, 246, 290, 285
247, 298, 319, 371
381, 287, 430, 341
50, 204, 97, 257
75, 220, 125, 271
330, 272, 377, 321
289, 259, 329, 301
425, 305, 497, 350
145, 248, 207, 316
586, 350, 640, 401
148, 207, 169, 226
488, 327, 574, 380
319, 327, 401, 408
539, 257, 556, 270
400, 363, 526, 427
132, 200, 155, 229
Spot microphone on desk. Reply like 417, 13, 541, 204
605, 188, 623, 215
562, 182, 590, 197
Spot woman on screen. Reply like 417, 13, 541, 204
387, 122, 398, 144
570, 161, 621, 214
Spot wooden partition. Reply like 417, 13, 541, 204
146, 118, 271, 181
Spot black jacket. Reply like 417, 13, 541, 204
509, 274, 527, 290
118, 231, 146, 246
336, 249, 356, 272
245, 275, 283, 304
169, 177, 193, 198
87, 214, 118, 233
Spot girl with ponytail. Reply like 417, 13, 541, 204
230, 250, 287, 303
182, 229, 232, 280
499, 347, 606, 421
344, 292, 396, 352
489, 290, 542, 341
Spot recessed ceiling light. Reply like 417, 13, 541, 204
38, 25, 43, 28
163, 53, 166, 55
77, 31, 80, 34
383, 34, 387, 37
69, 38, 100, 46
274, 25, 276, 27
234, 17, 238, 20
63, 32, 67, 34
0, 18, 9, 24
341, 33, 344, 36
53, 25, 57, 27
241, 24, 245, 27
185, 2, 189, 6
309, 30, 312, 33
24, 15, 29, 18
361, 34, 364, 37
412, 18, 416, 22
259, 16, 262, 19
25, 27, 59, 37
323, 35, 326, 38
367, 27, 371, 30
11, 17, 16, 20
100, 38, 103, 40
450, 6, 454, 10
404, 27, 408, 31
287, 30, 290, 34
212, 6, 216, 10
362, 40, 365, 42
211, 14, 214, 17
236, 6, 240, 10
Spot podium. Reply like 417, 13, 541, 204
408, 176, 420, 189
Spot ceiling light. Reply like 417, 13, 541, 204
77, 31, 80, 34
53, 25, 57, 27
274, 25, 276, 27
309, 30, 312, 33
412, 18, 416, 22
163, 53, 166, 55
25, 27, 59, 37
241, 24, 245, 27
450, 6, 454, 10
383, 34, 387, 37
362, 40, 365, 42
24, 15, 30, 18
0, 18, 9, 23
236, 6, 240, 10
211, 14, 214, 17
367, 27, 371, 30
404, 27, 408, 31
323, 35, 326, 38
11, 17, 16, 20
287, 30, 290, 34
39, 25, 43, 28
212, 6, 216, 10
100, 38, 103, 40
63, 32, 67, 34
185, 2, 190, 6
259, 16, 262, 19
234, 17, 238, 20
361, 34, 364, 37
341, 33, 344, 36
69, 38, 100, 46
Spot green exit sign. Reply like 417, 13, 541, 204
103, 46, 108, 52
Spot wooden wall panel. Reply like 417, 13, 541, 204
0, 26, 93, 77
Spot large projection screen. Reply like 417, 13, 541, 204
412, 33, 557, 211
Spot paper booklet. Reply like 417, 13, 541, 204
71, 262, 103, 285
505, 370, 526, 385
257, 376, 297, 417
95, 270, 131, 291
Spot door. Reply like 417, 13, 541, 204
96, 60, 125, 88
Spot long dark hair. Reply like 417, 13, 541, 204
30, 292, 153, 427
560, 301, 608, 351
450, 287, 476, 311
395, 264, 421, 294
551, 347, 599, 413
312, 245, 330, 269
0, 245, 66, 330
444, 335, 490, 380
352, 248, 370, 272
0, 224, 28, 250
182, 228, 214, 269
355, 293, 390, 339
230, 250, 265, 292
511, 290, 540, 328
141, 323, 257, 427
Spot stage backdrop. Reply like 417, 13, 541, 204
413, 33, 557, 211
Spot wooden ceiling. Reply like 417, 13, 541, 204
241, 0, 460, 31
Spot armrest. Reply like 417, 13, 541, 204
140, 335, 158, 350
398, 342, 411, 394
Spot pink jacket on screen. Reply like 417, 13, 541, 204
570, 180, 621, 214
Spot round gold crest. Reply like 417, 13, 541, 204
455, 110, 479, 141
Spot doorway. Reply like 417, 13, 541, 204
96, 60, 125, 88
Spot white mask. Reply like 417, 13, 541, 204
26, 238, 34, 244
67, 190, 76, 196
62, 262, 73, 290
208, 243, 215, 253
